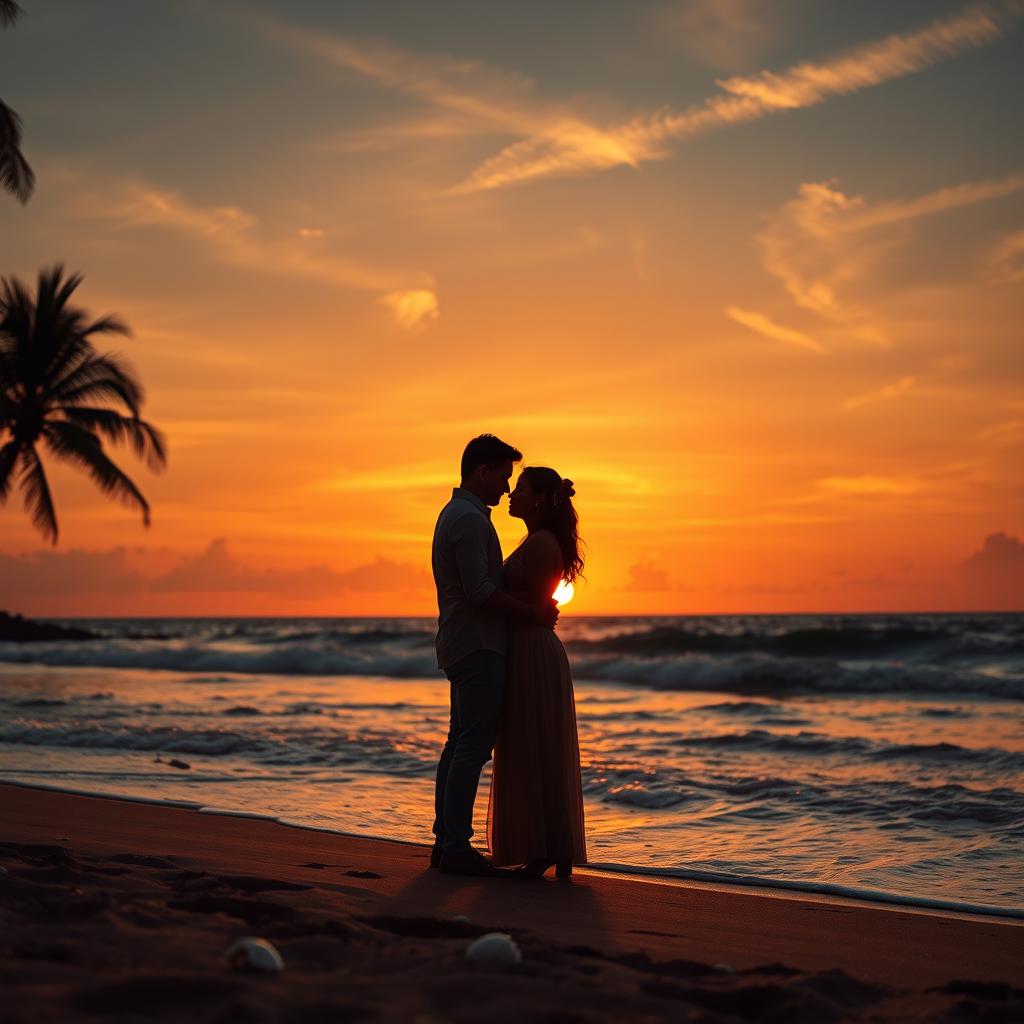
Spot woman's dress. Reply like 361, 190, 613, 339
487, 543, 587, 866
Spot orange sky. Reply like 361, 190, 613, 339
1, 1, 1022, 615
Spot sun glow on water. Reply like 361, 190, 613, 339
553, 579, 574, 606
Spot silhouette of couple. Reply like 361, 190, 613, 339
430, 434, 587, 879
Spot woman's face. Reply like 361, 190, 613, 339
507, 474, 539, 520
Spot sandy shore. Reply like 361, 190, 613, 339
2, 783, 1022, 1022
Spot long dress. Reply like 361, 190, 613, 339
487, 543, 587, 866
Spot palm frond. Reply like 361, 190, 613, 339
82, 313, 131, 338
49, 352, 144, 413
19, 445, 58, 543
0, 2, 23, 29
51, 265, 84, 310
0, 99, 34, 204
0, 348, 15, 395
0, 437, 19, 503
43, 420, 151, 526
0, 271, 34, 348
2, 266, 165, 540
60, 406, 168, 471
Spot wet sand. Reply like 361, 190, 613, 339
2, 782, 1022, 1022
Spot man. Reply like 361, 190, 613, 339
431, 434, 558, 876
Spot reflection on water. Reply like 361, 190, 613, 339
2, 651, 1022, 910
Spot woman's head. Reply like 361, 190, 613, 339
508, 466, 584, 583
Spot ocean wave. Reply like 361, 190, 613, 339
583, 761, 1024, 828
568, 617, 1024, 661
2, 614, 1022, 699
672, 729, 1024, 772
0, 719, 438, 773
0, 640, 441, 680
571, 652, 1024, 699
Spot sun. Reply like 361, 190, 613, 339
552, 579, 574, 607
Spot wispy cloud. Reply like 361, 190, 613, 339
697, 4, 1008, 112
78, 179, 438, 330
819, 474, 920, 496
246, 2, 1022, 194
842, 376, 916, 411
457, 2, 1020, 192
657, 0, 792, 72
987, 227, 1024, 282
725, 306, 826, 353
377, 289, 440, 330
315, 464, 451, 494
746, 172, 1024, 346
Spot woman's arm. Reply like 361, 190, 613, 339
520, 532, 564, 606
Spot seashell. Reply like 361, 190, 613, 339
452, 914, 472, 924
225, 936, 285, 973
465, 932, 521, 966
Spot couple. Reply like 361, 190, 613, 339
430, 434, 587, 879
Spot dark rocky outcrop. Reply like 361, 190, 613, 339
0, 611, 98, 642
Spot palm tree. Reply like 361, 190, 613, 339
1, 0, 34, 203
0, 265, 167, 543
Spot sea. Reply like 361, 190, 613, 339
1, 613, 1022, 917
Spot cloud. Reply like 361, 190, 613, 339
978, 416, 1024, 445
960, 532, 1024, 609
842, 375, 916, 411
0, 547, 146, 598
747, 173, 1024, 345
247, 2, 1021, 193
725, 306, 825, 353
457, 2, 1019, 192
0, 540, 431, 603
626, 559, 674, 591
81, 179, 437, 330
706, 4, 1008, 110
376, 289, 440, 330
316, 464, 451, 494
818, 475, 920, 496
987, 228, 1024, 282
658, 0, 791, 72
152, 539, 430, 595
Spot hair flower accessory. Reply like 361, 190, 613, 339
553, 478, 575, 506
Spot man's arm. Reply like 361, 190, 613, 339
451, 513, 556, 627
481, 587, 558, 627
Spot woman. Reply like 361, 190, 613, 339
487, 466, 587, 878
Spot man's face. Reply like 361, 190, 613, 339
480, 460, 514, 506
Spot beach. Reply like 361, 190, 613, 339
3, 782, 1022, 1022
4, 614, 1023, 914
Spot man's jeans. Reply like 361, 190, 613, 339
432, 650, 506, 854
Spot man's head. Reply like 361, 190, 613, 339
460, 434, 522, 507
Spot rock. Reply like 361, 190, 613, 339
0, 611, 98, 642
452, 915, 472, 924
465, 932, 522, 966
225, 936, 285, 973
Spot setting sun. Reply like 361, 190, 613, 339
553, 580, 575, 607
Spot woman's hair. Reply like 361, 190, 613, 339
520, 466, 585, 583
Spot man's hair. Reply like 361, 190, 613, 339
460, 434, 522, 479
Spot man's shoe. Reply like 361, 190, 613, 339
439, 847, 510, 878
429, 841, 443, 869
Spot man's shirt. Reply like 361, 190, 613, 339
432, 488, 506, 669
